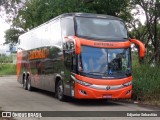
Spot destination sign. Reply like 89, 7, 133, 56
94, 42, 114, 47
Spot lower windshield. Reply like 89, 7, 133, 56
80, 46, 131, 78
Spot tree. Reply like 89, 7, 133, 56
12, 0, 132, 30
130, 0, 160, 64
0, 0, 23, 22
4, 28, 24, 46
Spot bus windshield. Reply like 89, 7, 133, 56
80, 46, 131, 78
75, 17, 128, 40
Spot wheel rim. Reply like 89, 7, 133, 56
23, 79, 26, 89
58, 82, 63, 99
27, 79, 30, 90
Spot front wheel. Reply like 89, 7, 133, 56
56, 80, 66, 101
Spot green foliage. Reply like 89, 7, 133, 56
4, 28, 24, 46
131, 51, 160, 105
0, 64, 16, 76
0, 0, 20, 10
0, 54, 13, 63
131, 23, 160, 63
4, 0, 133, 44
130, 0, 160, 64
13, 0, 132, 30
132, 64, 160, 105
0, 0, 21, 22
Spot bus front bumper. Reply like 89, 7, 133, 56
74, 83, 132, 99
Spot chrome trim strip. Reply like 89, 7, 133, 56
90, 81, 132, 90
90, 84, 124, 90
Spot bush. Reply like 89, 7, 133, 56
0, 54, 13, 64
0, 64, 16, 76
132, 63, 160, 105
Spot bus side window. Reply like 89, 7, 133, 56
72, 54, 77, 73
61, 17, 75, 38
64, 51, 72, 69
64, 52, 76, 73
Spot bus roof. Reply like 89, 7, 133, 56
40, 13, 123, 26
19, 13, 123, 38
59, 13, 122, 20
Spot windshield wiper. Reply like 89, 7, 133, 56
125, 71, 131, 77
86, 72, 104, 76
123, 38, 129, 40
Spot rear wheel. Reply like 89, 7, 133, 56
27, 77, 33, 91
56, 80, 66, 101
23, 77, 27, 90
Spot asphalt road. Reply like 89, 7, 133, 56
0, 75, 159, 120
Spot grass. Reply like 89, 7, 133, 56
0, 64, 16, 76
132, 63, 160, 106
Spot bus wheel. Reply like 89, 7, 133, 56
27, 77, 33, 91
23, 77, 27, 90
56, 80, 65, 101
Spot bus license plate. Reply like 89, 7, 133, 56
103, 95, 112, 98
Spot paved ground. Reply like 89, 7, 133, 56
0, 76, 159, 120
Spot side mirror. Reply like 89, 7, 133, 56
64, 36, 81, 54
63, 37, 75, 52
66, 41, 75, 51
129, 39, 146, 58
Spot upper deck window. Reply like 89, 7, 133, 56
75, 17, 128, 40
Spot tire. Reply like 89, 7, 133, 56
56, 80, 66, 101
23, 77, 27, 90
27, 77, 33, 91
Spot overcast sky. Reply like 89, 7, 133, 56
0, 18, 10, 45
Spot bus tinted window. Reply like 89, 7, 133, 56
19, 33, 35, 50
75, 17, 128, 40
61, 18, 75, 38
41, 25, 50, 47
50, 20, 62, 46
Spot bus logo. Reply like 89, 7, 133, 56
106, 86, 110, 90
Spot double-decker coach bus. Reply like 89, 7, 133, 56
17, 13, 145, 101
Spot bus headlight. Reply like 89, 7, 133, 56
71, 75, 92, 86
77, 80, 92, 86
123, 81, 132, 87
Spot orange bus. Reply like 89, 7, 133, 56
17, 13, 145, 101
